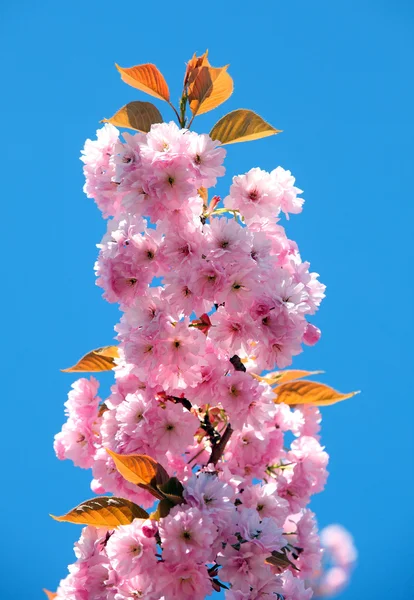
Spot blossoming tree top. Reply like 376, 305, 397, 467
48, 52, 357, 600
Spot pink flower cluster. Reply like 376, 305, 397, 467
54, 121, 335, 599
54, 474, 321, 600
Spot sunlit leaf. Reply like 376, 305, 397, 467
43, 591, 57, 600
51, 496, 148, 527
115, 63, 170, 101
188, 65, 233, 116
102, 101, 163, 132
274, 380, 360, 407
210, 109, 281, 145
106, 449, 169, 493
62, 346, 118, 372
150, 498, 175, 520
253, 370, 323, 385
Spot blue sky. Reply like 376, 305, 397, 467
1, 1, 413, 599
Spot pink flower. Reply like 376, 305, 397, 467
187, 131, 226, 187
144, 121, 189, 158
275, 571, 313, 600
284, 510, 322, 578
215, 268, 257, 313
159, 562, 213, 600
159, 505, 216, 563
209, 307, 255, 355
240, 482, 290, 527
315, 566, 350, 597
303, 322, 321, 346
106, 519, 157, 577
234, 508, 285, 553
54, 377, 101, 469
114, 572, 159, 600
81, 123, 121, 218
217, 542, 270, 592
205, 217, 251, 265
320, 524, 357, 567
289, 436, 329, 495
271, 167, 304, 217
183, 472, 235, 527
151, 403, 199, 454
224, 167, 282, 223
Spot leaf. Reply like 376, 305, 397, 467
188, 65, 233, 116
150, 498, 175, 520
43, 591, 57, 600
157, 476, 184, 505
102, 101, 163, 132
184, 50, 210, 86
51, 496, 149, 527
253, 370, 323, 385
210, 109, 281, 145
274, 380, 360, 407
106, 449, 169, 493
115, 63, 170, 101
266, 550, 299, 572
98, 402, 109, 417
198, 187, 208, 204
62, 346, 119, 372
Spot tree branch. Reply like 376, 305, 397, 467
170, 395, 192, 412
208, 423, 233, 465
230, 355, 246, 372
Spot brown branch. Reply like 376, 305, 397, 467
208, 423, 233, 465
230, 355, 246, 372
170, 395, 192, 412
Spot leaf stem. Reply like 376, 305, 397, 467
179, 94, 188, 128
168, 101, 181, 125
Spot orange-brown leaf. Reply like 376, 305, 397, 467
274, 380, 360, 407
253, 370, 323, 385
102, 101, 163, 132
198, 187, 208, 204
62, 346, 118, 373
51, 496, 148, 527
106, 449, 169, 489
188, 65, 233, 116
43, 591, 57, 600
210, 109, 281, 145
184, 50, 210, 86
115, 63, 170, 101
